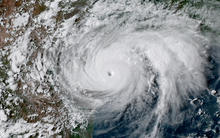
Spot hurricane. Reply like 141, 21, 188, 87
60, 28, 207, 137
55, 0, 219, 137
1, 0, 220, 137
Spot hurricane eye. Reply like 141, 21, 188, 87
107, 71, 113, 77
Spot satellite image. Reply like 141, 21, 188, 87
0, 0, 219, 137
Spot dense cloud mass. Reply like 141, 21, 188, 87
0, 0, 219, 137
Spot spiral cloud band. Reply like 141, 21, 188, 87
59, 25, 207, 136
57, 1, 211, 137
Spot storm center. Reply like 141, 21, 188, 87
107, 71, 113, 77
